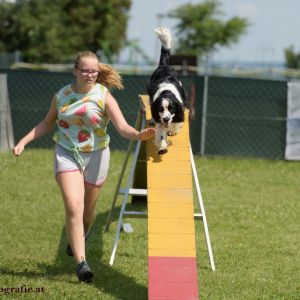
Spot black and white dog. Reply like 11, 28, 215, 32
147, 27, 187, 154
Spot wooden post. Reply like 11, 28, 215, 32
0, 74, 14, 150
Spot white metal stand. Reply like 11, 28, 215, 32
190, 143, 215, 271
106, 114, 147, 266
104, 111, 146, 232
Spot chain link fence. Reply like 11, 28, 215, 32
202, 76, 287, 159
0, 68, 288, 159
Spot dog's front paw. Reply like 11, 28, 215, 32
167, 131, 176, 136
157, 139, 168, 154
158, 148, 168, 155
158, 141, 168, 154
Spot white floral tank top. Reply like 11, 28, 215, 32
53, 83, 110, 168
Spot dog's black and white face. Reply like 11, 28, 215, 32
158, 98, 175, 127
150, 93, 183, 128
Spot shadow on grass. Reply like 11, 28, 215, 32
0, 209, 147, 300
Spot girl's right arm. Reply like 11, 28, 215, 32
13, 97, 58, 156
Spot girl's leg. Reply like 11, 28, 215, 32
83, 184, 101, 235
57, 171, 85, 264
82, 147, 110, 234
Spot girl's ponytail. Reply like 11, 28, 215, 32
96, 63, 124, 90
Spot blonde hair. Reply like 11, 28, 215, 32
74, 51, 123, 90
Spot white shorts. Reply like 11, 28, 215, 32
54, 144, 110, 187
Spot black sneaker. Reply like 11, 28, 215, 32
76, 260, 93, 283
66, 231, 91, 257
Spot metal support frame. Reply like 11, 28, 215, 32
104, 111, 144, 232
190, 143, 215, 271
108, 116, 146, 266
106, 108, 215, 270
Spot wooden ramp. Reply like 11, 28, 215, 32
140, 95, 199, 300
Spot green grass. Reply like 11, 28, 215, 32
0, 149, 299, 299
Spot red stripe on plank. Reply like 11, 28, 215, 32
148, 256, 199, 300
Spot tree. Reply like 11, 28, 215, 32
168, 0, 249, 57
0, 1, 14, 51
0, 0, 131, 63
285, 46, 300, 69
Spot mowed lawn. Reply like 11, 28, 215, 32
0, 149, 299, 299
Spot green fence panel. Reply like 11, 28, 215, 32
0, 69, 288, 159
5, 69, 72, 148
205, 76, 287, 159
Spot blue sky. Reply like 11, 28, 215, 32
124, 0, 300, 63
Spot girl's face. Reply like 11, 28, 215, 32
74, 57, 99, 87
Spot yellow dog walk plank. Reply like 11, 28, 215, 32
148, 202, 194, 219
147, 147, 190, 162
149, 233, 196, 250
147, 141, 190, 151
145, 124, 189, 137
147, 160, 192, 175
166, 135, 191, 148
147, 189, 194, 203
148, 218, 195, 234
149, 236, 196, 257
149, 249, 196, 257
148, 174, 193, 189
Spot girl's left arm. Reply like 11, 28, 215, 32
105, 92, 156, 141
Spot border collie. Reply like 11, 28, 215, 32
147, 27, 187, 154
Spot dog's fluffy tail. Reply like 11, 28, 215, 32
154, 27, 173, 50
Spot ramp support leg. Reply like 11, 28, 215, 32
190, 144, 216, 271
109, 117, 146, 266
104, 112, 143, 232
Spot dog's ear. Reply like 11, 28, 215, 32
151, 99, 161, 123
178, 85, 188, 108
173, 101, 185, 122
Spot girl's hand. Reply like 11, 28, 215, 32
137, 127, 156, 141
12, 142, 25, 157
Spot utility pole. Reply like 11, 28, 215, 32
200, 52, 211, 156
